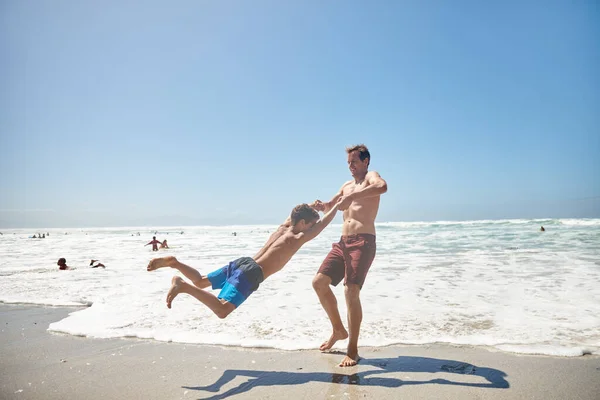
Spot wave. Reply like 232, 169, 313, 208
376, 218, 600, 228
46, 319, 599, 357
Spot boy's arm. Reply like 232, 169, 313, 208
299, 202, 340, 243
280, 215, 292, 228
313, 182, 349, 213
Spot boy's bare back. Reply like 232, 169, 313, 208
253, 227, 305, 278
253, 200, 342, 279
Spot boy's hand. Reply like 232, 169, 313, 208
310, 200, 325, 212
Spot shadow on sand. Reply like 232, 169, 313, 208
184, 355, 509, 399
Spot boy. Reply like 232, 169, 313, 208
147, 200, 341, 318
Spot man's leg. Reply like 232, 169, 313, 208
340, 283, 362, 367
147, 256, 211, 288
312, 273, 348, 350
167, 276, 235, 319
338, 234, 376, 367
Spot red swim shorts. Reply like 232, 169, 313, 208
318, 234, 376, 288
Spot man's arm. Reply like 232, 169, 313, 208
299, 201, 340, 243
338, 171, 387, 209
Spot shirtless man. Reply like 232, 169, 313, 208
147, 201, 341, 318
145, 236, 161, 251
57, 258, 71, 270
312, 144, 388, 367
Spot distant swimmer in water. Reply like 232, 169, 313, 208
160, 240, 169, 249
540, 226, 545, 232
90, 259, 106, 268
147, 201, 341, 319
57, 258, 71, 270
145, 236, 161, 251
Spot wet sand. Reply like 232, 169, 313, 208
1, 304, 599, 400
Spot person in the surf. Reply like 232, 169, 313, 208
145, 236, 162, 251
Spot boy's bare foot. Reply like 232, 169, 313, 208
147, 256, 176, 271
166, 276, 184, 308
319, 328, 349, 351
339, 352, 360, 367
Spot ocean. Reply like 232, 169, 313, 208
1, 218, 599, 357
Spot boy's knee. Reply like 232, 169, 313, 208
193, 277, 211, 289
216, 302, 236, 319
216, 308, 232, 319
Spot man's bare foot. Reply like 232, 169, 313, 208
166, 276, 185, 309
319, 329, 349, 351
339, 351, 359, 367
147, 256, 177, 272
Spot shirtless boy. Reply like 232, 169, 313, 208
147, 201, 341, 319
312, 144, 387, 367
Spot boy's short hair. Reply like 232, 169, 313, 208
290, 204, 319, 225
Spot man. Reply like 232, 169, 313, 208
147, 201, 341, 318
145, 236, 161, 251
57, 258, 71, 270
312, 144, 387, 367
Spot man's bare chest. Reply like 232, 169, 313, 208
343, 182, 368, 195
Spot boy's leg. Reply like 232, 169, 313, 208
147, 256, 211, 289
167, 276, 235, 319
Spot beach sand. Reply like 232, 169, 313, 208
1, 304, 599, 400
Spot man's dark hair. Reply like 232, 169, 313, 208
290, 204, 319, 225
58, 258, 66, 264
346, 144, 370, 166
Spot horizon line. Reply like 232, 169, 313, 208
2, 217, 600, 231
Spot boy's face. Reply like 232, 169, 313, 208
299, 219, 316, 232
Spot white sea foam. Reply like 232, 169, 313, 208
1, 219, 599, 357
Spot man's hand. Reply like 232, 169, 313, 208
310, 200, 325, 212
337, 194, 354, 211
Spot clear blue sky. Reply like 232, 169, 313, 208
1, 1, 598, 228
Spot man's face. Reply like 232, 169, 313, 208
347, 151, 368, 177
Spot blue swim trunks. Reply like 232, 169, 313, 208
206, 257, 264, 308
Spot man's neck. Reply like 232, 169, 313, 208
354, 171, 368, 183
